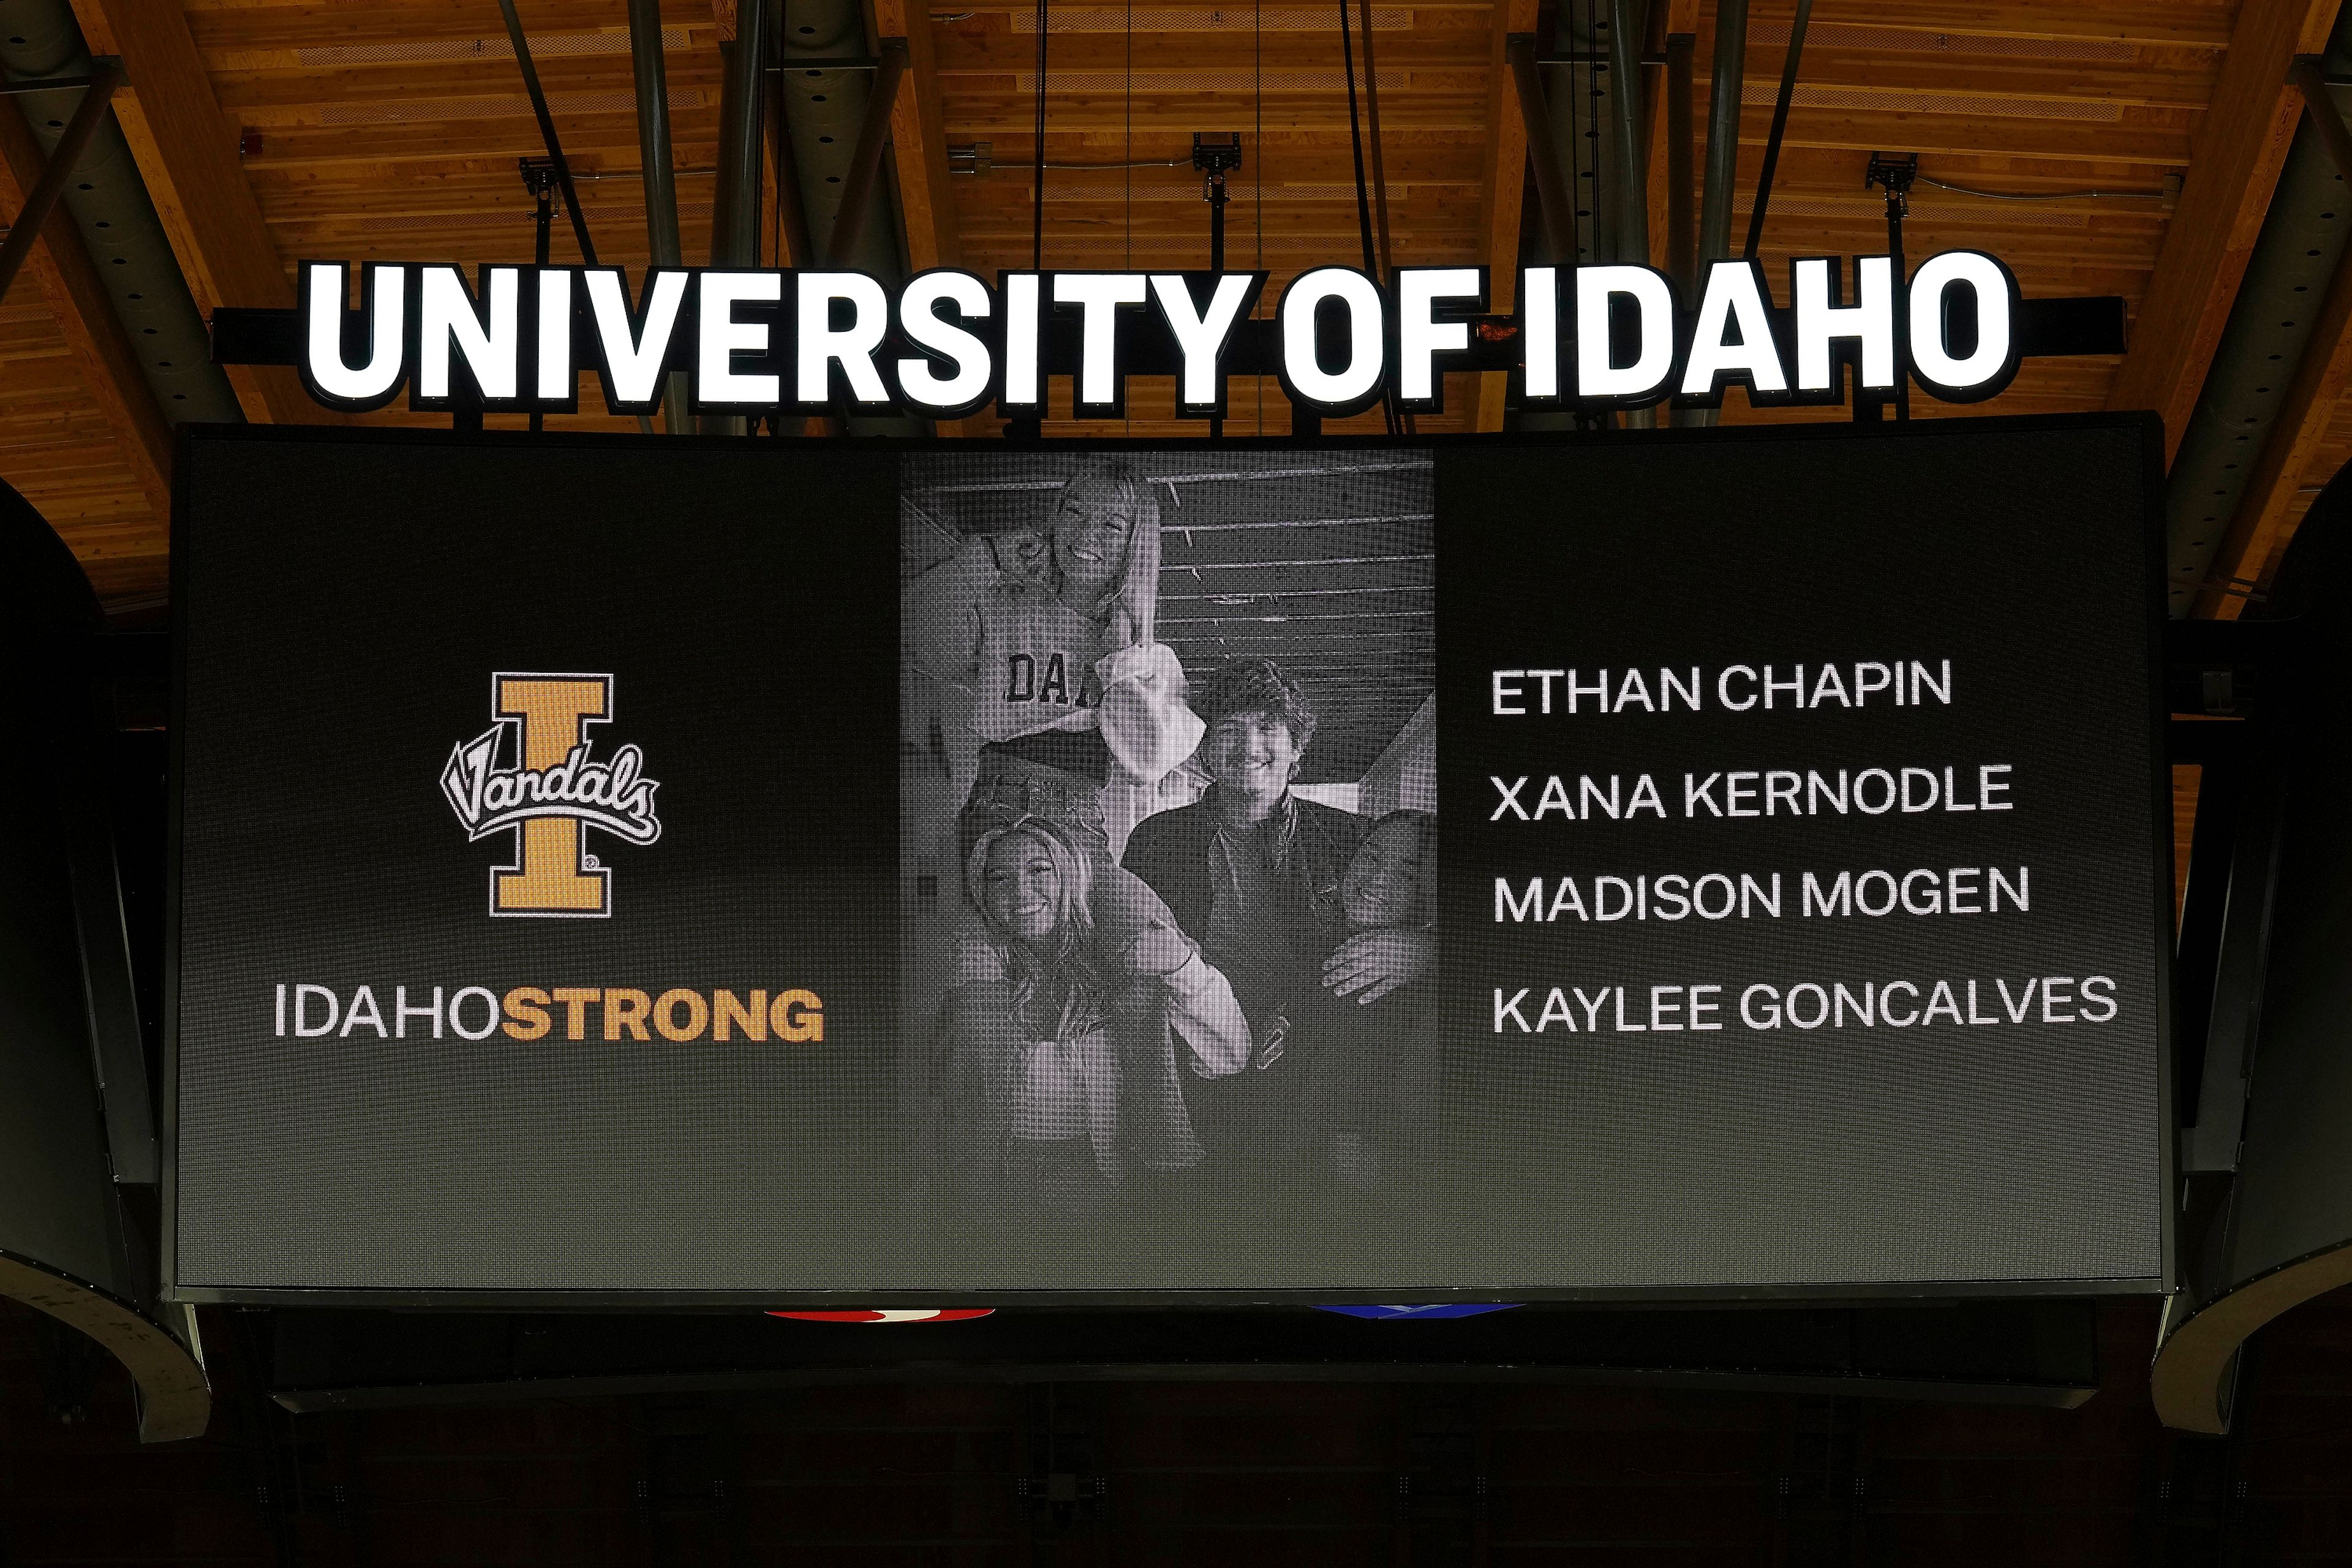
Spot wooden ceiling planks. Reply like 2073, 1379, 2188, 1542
202, 0, 728, 281
0, 296, 164, 605
1709, 0, 2222, 428
0, 0, 2340, 608
2100, 0, 2335, 461
936, 0, 1501, 435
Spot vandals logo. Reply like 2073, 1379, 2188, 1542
440, 673, 663, 918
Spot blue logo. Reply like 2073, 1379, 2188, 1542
1311, 1303, 1523, 1321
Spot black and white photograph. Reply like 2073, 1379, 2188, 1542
895, 450, 1440, 1277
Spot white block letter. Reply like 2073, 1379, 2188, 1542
1793, 255, 1894, 394
1521, 266, 1559, 401
1679, 260, 1787, 399
1575, 265, 1674, 402
1908, 249, 2018, 399
895, 270, 995, 413
1396, 266, 1481, 407
1150, 273, 1257, 413
418, 265, 519, 402
1054, 271, 1148, 409
301, 262, 405, 406
1000, 273, 1042, 411
535, 268, 574, 401
796, 271, 891, 406
1280, 267, 1385, 410
583, 269, 688, 410
697, 270, 781, 406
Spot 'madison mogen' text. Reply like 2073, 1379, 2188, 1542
1495, 866, 2027, 922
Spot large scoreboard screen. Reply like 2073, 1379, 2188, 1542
167, 417, 2168, 1303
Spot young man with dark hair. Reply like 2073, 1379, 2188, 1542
1121, 657, 1433, 1161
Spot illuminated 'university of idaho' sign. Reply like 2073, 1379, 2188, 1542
296, 254, 2022, 420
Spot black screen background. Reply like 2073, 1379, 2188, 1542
1434, 422, 2166, 1292
173, 433, 901, 1292
169, 420, 2166, 1300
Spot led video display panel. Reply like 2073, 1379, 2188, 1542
167, 418, 2168, 1302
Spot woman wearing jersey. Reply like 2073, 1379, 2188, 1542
905, 457, 1202, 870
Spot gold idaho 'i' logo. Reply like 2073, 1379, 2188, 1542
439, 673, 664, 918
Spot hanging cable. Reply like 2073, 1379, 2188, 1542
1560, 0, 1581, 267
1040, 156, 1186, 169
1124, 0, 1131, 435
1918, 173, 2165, 202
1124, 0, 1132, 272
1338, 0, 1398, 435
1339, 6, 1376, 280
1355, 0, 1410, 435
1254, 0, 1264, 434
1032, 0, 1048, 270
1741, 0, 1809, 260
1355, 0, 1396, 285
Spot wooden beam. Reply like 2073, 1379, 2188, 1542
69, 0, 326, 424
0, 106, 172, 518
2194, 232, 2352, 617
1474, 0, 1536, 431
2105, 0, 2340, 464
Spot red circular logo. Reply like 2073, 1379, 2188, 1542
766, 1308, 995, 1323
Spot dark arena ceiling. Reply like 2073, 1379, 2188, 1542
3, 0, 2335, 634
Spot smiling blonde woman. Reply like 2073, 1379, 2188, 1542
913, 816, 1250, 1237
905, 458, 1204, 871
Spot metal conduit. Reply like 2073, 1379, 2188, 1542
702, 0, 773, 435
777, 0, 925, 434
2166, 8, 2352, 617
1605, 0, 1648, 271
1519, 0, 1627, 433
0, 0, 239, 424
1695, 0, 1745, 271
1606, 0, 1652, 429
626, 0, 688, 433
1687, 0, 1745, 429
710, 0, 771, 273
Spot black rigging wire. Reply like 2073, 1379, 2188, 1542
1124, 0, 1131, 434
1356, 0, 1409, 435
1124, 0, 1131, 271
1561, 0, 1581, 269
1338, 0, 1398, 435
1919, 173, 2164, 202
1032, 0, 1048, 270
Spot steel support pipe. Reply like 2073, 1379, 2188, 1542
826, 39, 906, 267
1666, 32, 1695, 293
1692, 0, 1748, 427
710, 0, 772, 270
703, 0, 774, 434
1506, 36, 1577, 265
1606, 0, 1649, 269
2290, 56, 2352, 184
1607, 0, 1653, 428
495, 0, 598, 266
1743, 0, 1812, 260
1697, 0, 1746, 270
627, 0, 687, 432
0, 56, 118, 311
